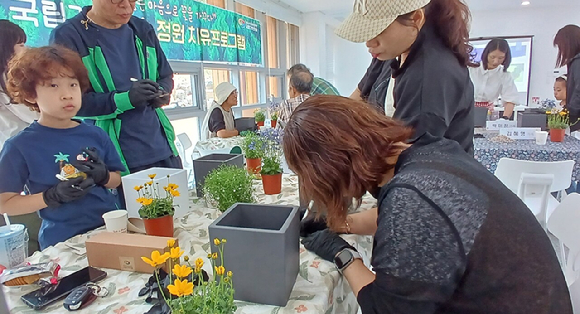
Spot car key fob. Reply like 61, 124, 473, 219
63, 286, 91, 311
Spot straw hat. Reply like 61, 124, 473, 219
336, 0, 431, 43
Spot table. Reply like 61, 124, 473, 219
474, 134, 580, 180
4, 175, 375, 314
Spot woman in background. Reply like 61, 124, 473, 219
337, 0, 475, 154
554, 75, 568, 109
201, 82, 239, 139
554, 25, 580, 131
0, 20, 38, 151
469, 38, 519, 119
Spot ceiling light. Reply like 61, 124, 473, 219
521, 1, 530, 5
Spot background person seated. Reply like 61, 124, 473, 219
278, 72, 313, 128
202, 82, 239, 139
555, 75, 568, 109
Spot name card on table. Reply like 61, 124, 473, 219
499, 128, 541, 140
486, 120, 517, 130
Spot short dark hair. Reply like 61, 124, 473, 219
287, 63, 310, 76
481, 38, 512, 72
556, 76, 567, 84
0, 20, 26, 94
7, 45, 91, 112
554, 25, 580, 68
290, 71, 313, 94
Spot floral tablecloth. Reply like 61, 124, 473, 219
474, 134, 580, 180
193, 136, 244, 156
4, 175, 375, 314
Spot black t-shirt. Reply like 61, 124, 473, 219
358, 58, 393, 113
208, 107, 231, 133
567, 54, 580, 132
389, 23, 474, 155
357, 134, 572, 314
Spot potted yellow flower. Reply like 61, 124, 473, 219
547, 109, 570, 142
135, 174, 179, 237
141, 239, 236, 314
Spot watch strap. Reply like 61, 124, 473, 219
335, 248, 361, 273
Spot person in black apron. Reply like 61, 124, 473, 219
284, 95, 572, 314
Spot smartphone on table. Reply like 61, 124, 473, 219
21, 266, 106, 310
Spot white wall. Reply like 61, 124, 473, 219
470, 5, 580, 103
299, 13, 371, 96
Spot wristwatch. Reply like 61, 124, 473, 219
333, 248, 362, 273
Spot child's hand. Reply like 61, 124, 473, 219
72, 148, 110, 186
42, 177, 95, 208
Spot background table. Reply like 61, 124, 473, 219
474, 134, 580, 180
4, 175, 374, 314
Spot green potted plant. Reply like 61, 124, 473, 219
270, 111, 279, 128
547, 109, 569, 142
135, 174, 178, 237
240, 132, 265, 174
254, 109, 266, 127
203, 165, 255, 212
260, 140, 283, 195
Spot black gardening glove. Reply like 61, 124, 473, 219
71, 148, 110, 186
129, 79, 161, 107
301, 229, 354, 262
42, 177, 95, 208
300, 211, 328, 237
149, 93, 170, 109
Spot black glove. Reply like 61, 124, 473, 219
42, 177, 95, 208
129, 79, 161, 108
71, 148, 110, 186
149, 93, 170, 109
301, 229, 354, 262
300, 212, 328, 237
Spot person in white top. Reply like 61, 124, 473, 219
469, 38, 519, 119
0, 20, 38, 152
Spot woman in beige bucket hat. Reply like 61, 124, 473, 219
338, 0, 476, 155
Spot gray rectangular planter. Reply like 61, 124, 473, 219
193, 154, 244, 197
208, 203, 300, 306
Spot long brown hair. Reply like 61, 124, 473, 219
397, 0, 475, 67
554, 25, 580, 68
283, 96, 413, 229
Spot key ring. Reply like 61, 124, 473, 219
86, 282, 109, 297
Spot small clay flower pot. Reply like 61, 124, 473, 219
143, 215, 174, 237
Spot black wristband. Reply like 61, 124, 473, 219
502, 116, 511, 120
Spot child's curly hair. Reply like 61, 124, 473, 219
6, 45, 90, 112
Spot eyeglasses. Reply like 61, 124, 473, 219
111, 0, 137, 4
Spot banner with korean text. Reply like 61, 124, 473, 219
0, 0, 262, 65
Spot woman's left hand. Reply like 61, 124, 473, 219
301, 229, 354, 262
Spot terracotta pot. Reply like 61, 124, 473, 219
262, 173, 282, 195
246, 158, 262, 174
271, 120, 277, 128
550, 128, 565, 142
257, 121, 264, 127
143, 215, 174, 237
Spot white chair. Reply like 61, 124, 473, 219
547, 193, 580, 286
175, 133, 194, 187
495, 158, 575, 227
569, 278, 580, 313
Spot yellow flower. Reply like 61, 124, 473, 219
148, 174, 156, 179
167, 239, 175, 248
168, 183, 179, 190
169, 247, 184, 259
146, 181, 153, 186
170, 190, 180, 197
134, 186, 142, 191
141, 251, 170, 267
167, 279, 194, 297
546, 110, 552, 115
221, 239, 227, 243
136, 197, 144, 204
184, 256, 189, 262
213, 238, 221, 246
212, 253, 218, 259
142, 198, 153, 206
172, 264, 193, 278
207, 253, 212, 258
224, 277, 230, 283
227, 271, 232, 277
215, 266, 225, 276
560, 111, 567, 116
195, 258, 204, 268
194, 267, 201, 273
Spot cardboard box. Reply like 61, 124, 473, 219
86, 232, 177, 273
121, 167, 189, 218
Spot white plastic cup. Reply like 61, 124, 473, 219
102, 210, 128, 233
535, 131, 548, 145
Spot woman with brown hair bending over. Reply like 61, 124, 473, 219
288, 95, 572, 314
